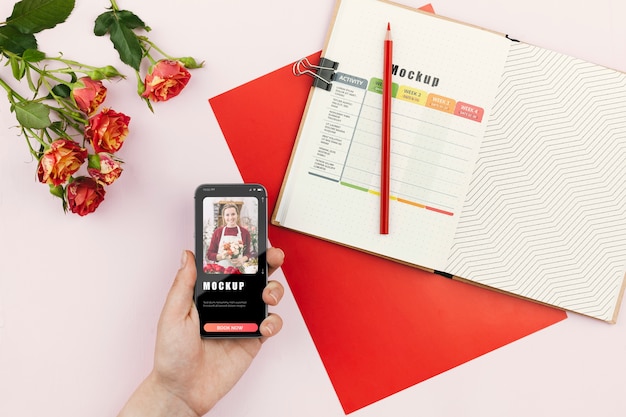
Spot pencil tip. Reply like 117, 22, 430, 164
387, 22, 391, 30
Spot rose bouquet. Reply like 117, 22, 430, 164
0, 0, 202, 215
220, 240, 245, 260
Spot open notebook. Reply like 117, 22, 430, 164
273, 0, 626, 322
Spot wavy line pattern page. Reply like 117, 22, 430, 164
446, 42, 626, 322
275, 0, 510, 269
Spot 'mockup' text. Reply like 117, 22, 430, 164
203, 281, 245, 291
391, 65, 440, 87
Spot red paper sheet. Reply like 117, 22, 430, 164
209, 6, 566, 412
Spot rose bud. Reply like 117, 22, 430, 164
141, 60, 191, 102
37, 139, 88, 186
66, 176, 106, 216
177, 56, 203, 69
87, 153, 123, 185
71, 77, 107, 115
85, 108, 131, 154
87, 65, 123, 81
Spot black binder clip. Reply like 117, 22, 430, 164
292, 56, 339, 91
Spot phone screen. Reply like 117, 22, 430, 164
194, 184, 267, 338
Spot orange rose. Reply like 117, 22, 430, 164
66, 177, 106, 216
87, 153, 123, 185
85, 108, 131, 154
71, 77, 107, 115
37, 139, 88, 186
141, 60, 191, 102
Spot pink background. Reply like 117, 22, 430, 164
1, 1, 626, 416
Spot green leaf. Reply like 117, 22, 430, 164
48, 184, 68, 212
115, 10, 148, 31
49, 83, 71, 98
87, 153, 101, 170
93, 11, 114, 36
14, 101, 51, 129
94, 9, 148, 70
50, 121, 64, 131
109, 20, 143, 70
49, 183, 65, 198
9, 55, 26, 80
0, 25, 37, 55
21, 48, 45, 62
6, 0, 75, 35
94, 10, 148, 36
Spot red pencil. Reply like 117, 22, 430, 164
381, 22, 392, 234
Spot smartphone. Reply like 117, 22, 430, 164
194, 184, 268, 338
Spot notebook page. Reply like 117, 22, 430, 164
446, 42, 626, 321
275, 0, 511, 270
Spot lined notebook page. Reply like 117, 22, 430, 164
275, 0, 510, 269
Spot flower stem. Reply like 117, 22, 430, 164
141, 37, 174, 61
0, 76, 27, 103
50, 56, 101, 72
24, 127, 48, 152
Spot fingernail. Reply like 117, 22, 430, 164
268, 291, 279, 305
180, 250, 188, 269
264, 322, 275, 336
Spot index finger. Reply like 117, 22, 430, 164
267, 247, 285, 276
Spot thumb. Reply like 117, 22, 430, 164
161, 250, 197, 320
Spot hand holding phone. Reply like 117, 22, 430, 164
194, 184, 268, 338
